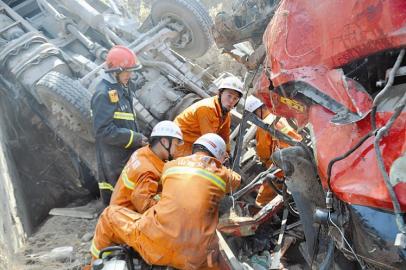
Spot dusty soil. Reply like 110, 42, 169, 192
15, 200, 100, 270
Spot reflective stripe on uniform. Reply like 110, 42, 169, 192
90, 240, 111, 258
125, 130, 134, 149
279, 126, 291, 134
162, 166, 226, 192
113, 111, 135, 120
98, 182, 114, 191
122, 170, 135, 190
90, 240, 100, 258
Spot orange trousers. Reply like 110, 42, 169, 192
91, 205, 220, 269
255, 171, 284, 207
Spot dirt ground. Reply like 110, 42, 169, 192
14, 199, 100, 270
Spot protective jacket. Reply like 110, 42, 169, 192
91, 72, 141, 205
256, 115, 301, 168
110, 146, 164, 213
91, 153, 241, 269
255, 114, 302, 206
174, 96, 231, 157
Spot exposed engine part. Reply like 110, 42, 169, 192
313, 208, 339, 226
212, 0, 279, 51
271, 145, 328, 266
150, 0, 213, 58
270, 208, 288, 269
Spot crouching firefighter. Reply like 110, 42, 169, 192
245, 95, 302, 206
91, 45, 148, 206
174, 75, 244, 158
90, 133, 241, 269
110, 120, 183, 213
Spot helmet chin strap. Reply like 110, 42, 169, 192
159, 138, 173, 161
114, 72, 129, 87
218, 93, 230, 114
221, 106, 230, 113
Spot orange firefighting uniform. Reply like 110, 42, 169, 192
174, 96, 231, 157
110, 145, 164, 213
255, 115, 302, 206
91, 153, 241, 269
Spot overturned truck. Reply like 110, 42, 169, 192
0, 0, 216, 248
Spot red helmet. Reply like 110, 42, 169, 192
105, 45, 141, 72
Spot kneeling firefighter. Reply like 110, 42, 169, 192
91, 133, 241, 269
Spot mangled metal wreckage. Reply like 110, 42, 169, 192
209, 0, 406, 269
250, 0, 405, 269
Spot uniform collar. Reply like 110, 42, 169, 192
101, 71, 130, 96
101, 70, 118, 84
191, 152, 222, 167
145, 146, 165, 172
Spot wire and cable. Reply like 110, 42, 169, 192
370, 49, 406, 240
328, 211, 366, 269
373, 93, 406, 235
326, 131, 374, 191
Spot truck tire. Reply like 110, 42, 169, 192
151, 0, 213, 58
167, 93, 201, 120
35, 72, 94, 142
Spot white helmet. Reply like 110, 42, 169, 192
193, 133, 227, 162
218, 76, 244, 96
245, 95, 264, 113
150, 121, 183, 141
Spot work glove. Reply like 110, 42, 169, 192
133, 132, 148, 148
223, 152, 233, 168
219, 196, 234, 216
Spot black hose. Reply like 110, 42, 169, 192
373, 96, 406, 234
263, 173, 283, 195
369, 49, 406, 238
326, 131, 373, 191
371, 49, 405, 130
98, 246, 126, 258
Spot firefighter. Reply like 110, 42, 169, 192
110, 120, 183, 213
174, 75, 243, 158
91, 133, 241, 269
91, 45, 148, 206
245, 95, 302, 206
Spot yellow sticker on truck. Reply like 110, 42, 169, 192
280, 96, 305, 112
